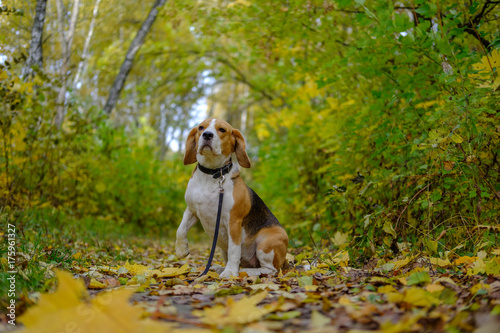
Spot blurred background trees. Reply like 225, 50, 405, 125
1, 0, 499, 258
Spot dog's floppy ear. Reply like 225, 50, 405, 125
232, 129, 251, 168
183, 127, 198, 165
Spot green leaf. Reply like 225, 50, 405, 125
215, 285, 244, 297
297, 275, 313, 287
426, 240, 438, 255
267, 311, 301, 320
407, 271, 431, 286
383, 222, 397, 238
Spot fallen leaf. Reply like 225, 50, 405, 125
88, 278, 107, 289
429, 257, 452, 267
383, 222, 397, 238
378, 285, 398, 294
310, 310, 330, 329
267, 311, 301, 320
426, 284, 444, 293
332, 231, 350, 248
443, 160, 455, 171
18, 270, 171, 333
297, 275, 313, 287
403, 287, 440, 307
454, 256, 477, 265
467, 258, 486, 275
215, 285, 245, 296
249, 283, 280, 291
155, 264, 191, 278
407, 271, 431, 286
192, 291, 275, 326
471, 283, 490, 295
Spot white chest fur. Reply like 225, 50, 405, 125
184, 168, 236, 251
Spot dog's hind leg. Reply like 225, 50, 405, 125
241, 226, 288, 276
175, 209, 198, 258
240, 248, 277, 276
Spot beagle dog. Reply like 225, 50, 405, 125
175, 119, 288, 278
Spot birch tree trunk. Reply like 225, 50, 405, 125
103, 0, 168, 115
22, 0, 48, 80
54, 0, 81, 128
73, 0, 101, 88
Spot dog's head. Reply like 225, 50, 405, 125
183, 119, 251, 169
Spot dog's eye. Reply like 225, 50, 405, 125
198, 126, 204, 130
219, 128, 226, 133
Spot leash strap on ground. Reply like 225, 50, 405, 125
199, 190, 224, 276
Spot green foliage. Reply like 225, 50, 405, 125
219, 0, 500, 256
0, 5, 24, 16
0, 64, 186, 234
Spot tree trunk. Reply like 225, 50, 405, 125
22, 0, 48, 80
103, 0, 168, 115
54, 0, 81, 128
73, 0, 101, 88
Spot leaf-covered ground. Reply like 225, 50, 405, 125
6, 240, 500, 333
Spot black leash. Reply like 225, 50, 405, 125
199, 175, 225, 276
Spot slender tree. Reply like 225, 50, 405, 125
73, 0, 102, 88
21, 0, 48, 80
103, 0, 168, 115
54, 0, 81, 128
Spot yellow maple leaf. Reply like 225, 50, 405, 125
380, 312, 423, 333
429, 257, 452, 267
122, 262, 191, 278
18, 270, 171, 333
402, 287, 440, 307
154, 264, 191, 278
326, 250, 350, 267
123, 261, 150, 275
426, 284, 445, 293
393, 256, 413, 270
310, 310, 331, 329
386, 291, 404, 303
331, 231, 349, 248
192, 291, 274, 326
485, 258, 500, 275
378, 285, 397, 294
472, 48, 500, 90
338, 296, 352, 305
467, 258, 486, 276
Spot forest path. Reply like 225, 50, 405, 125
10, 240, 500, 332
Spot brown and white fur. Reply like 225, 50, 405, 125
175, 119, 288, 278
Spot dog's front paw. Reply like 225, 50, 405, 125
175, 240, 190, 259
219, 268, 239, 279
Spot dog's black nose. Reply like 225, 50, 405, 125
203, 131, 214, 140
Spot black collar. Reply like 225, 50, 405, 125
197, 161, 233, 179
